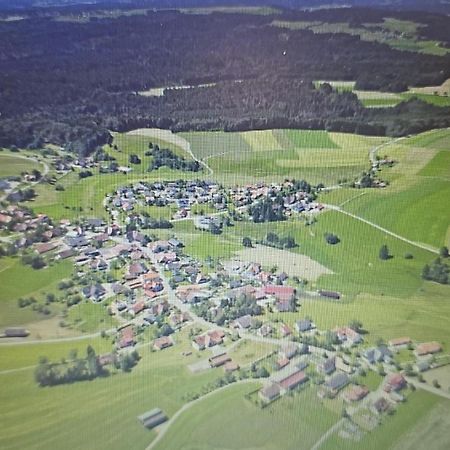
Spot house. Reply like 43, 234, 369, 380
153, 336, 173, 351
325, 372, 349, 394
384, 373, 406, 393
131, 301, 146, 316
279, 343, 298, 360
168, 238, 183, 248
388, 337, 412, 349
57, 249, 76, 260
414, 359, 431, 373
363, 346, 391, 364
415, 342, 442, 357
295, 319, 313, 333
150, 240, 171, 253
258, 324, 272, 337
334, 327, 362, 345
280, 323, 292, 337
82, 284, 106, 301
317, 356, 336, 375
118, 325, 135, 348
97, 353, 117, 367
35, 241, 59, 255
232, 315, 252, 330
279, 370, 308, 392
344, 385, 369, 402
259, 383, 281, 403
275, 357, 290, 370
137, 408, 167, 429
372, 397, 390, 415
264, 285, 295, 302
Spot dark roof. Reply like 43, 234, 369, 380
326, 372, 349, 391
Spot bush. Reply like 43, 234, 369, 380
324, 233, 340, 245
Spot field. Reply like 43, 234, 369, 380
0, 153, 42, 178
338, 129, 450, 248
153, 384, 338, 450
183, 129, 386, 184
271, 18, 449, 56
422, 366, 450, 392
322, 390, 444, 450
234, 244, 333, 281
0, 327, 224, 450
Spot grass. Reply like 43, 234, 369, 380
355, 370, 383, 390
0, 154, 42, 177
0, 258, 73, 329
227, 211, 435, 297
228, 339, 277, 366
419, 150, 450, 179
66, 302, 117, 334
153, 384, 339, 450
0, 327, 224, 450
0, 337, 112, 371
323, 390, 442, 450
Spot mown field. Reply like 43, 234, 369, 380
153, 384, 338, 450
0, 326, 224, 450
183, 129, 386, 185
338, 129, 450, 248
0, 153, 42, 178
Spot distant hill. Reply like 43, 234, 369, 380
0, 0, 449, 14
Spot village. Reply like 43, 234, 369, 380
1, 189, 447, 443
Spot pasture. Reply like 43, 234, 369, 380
0, 154, 42, 178
0, 327, 224, 450
153, 384, 338, 450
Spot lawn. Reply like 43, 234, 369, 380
66, 301, 117, 334
419, 150, 450, 179
153, 384, 339, 450
0, 328, 223, 450
228, 339, 277, 366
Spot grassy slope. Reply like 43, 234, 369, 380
0, 154, 42, 177
0, 328, 222, 450
154, 384, 338, 450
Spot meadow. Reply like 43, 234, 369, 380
0, 326, 225, 450
183, 129, 386, 185
0, 154, 42, 178
153, 384, 338, 450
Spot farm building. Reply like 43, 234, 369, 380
259, 383, 281, 403
137, 408, 167, 429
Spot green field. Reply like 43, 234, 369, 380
0, 154, 42, 178
183, 129, 386, 185
154, 384, 338, 450
0, 327, 223, 450
323, 390, 446, 450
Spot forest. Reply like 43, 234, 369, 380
0, 7, 449, 154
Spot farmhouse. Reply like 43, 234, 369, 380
334, 327, 362, 345
384, 373, 406, 393
295, 319, 314, 333
415, 342, 442, 356
279, 343, 298, 360
317, 357, 336, 375
137, 408, 167, 429
388, 337, 412, 349
372, 397, 390, 415
1, 327, 30, 338
118, 325, 135, 348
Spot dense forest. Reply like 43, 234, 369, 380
0, 7, 449, 154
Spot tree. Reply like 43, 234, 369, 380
439, 246, 449, 258
379, 245, 390, 260
349, 320, 363, 333
242, 237, 252, 248
324, 233, 340, 245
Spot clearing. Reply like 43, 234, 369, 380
234, 244, 333, 281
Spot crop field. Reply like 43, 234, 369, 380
184, 129, 385, 185
153, 384, 338, 450
0, 335, 223, 450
